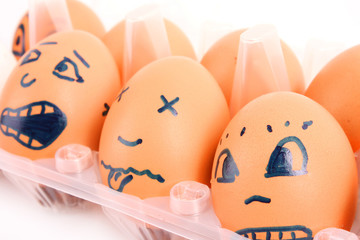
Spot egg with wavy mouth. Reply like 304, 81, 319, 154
211, 92, 357, 239
99, 56, 229, 199
0, 30, 120, 160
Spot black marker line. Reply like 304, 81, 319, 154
118, 136, 142, 147
73, 50, 90, 68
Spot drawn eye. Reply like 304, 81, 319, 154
52, 57, 84, 83
20, 49, 41, 66
265, 136, 308, 178
12, 23, 26, 58
214, 148, 239, 183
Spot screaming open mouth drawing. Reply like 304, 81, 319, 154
0, 101, 67, 150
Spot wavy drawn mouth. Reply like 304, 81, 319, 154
0, 101, 67, 150
101, 160, 165, 192
236, 225, 312, 240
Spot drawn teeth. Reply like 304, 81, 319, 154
20, 109, 28, 116
45, 105, 54, 113
19, 134, 29, 144
30, 105, 42, 115
2, 110, 8, 116
0, 124, 6, 133
9, 111, 17, 117
8, 128, 17, 136
31, 139, 42, 148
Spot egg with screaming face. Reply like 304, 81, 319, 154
211, 92, 357, 239
0, 30, 120, 160
201, 30, 305, 105
12, 0, 106, 60
99, 56, 229, 199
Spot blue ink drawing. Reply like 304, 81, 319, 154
101, 160, 165, 192
102, 103, 110, 116
158, 95, 179, 116
244, 195, 271, 205
267, 125, 273, 133
214, 148, 239, 183
73, 50, 90, 68
285, 121, 290, 127
116, 87, 129, 102
236, 225, 313, 240
302, 121, 313, 130
13, 24, 25, 57
20, 73, 36, 88
118, 175, 133, 192
53, 57, 84, 83
240, 127, 246, 136
20, 49, 41, 66
39, 41, 58, 45
0, 101, 67, 150
118, 136, 142, 147
265, 136, 308, 178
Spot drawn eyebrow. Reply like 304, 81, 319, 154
73, 50, 90, 68
39, 41, 58, 45
116, 87, 130, 102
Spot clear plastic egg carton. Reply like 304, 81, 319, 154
0, 145, 245, 240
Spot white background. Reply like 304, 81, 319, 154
1, 0, 360, 239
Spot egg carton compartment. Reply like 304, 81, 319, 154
0, 146, 245, 240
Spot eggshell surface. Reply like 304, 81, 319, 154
12, 0, 106, 60
211, 92, 357, 238
0, 30, 120, 160
99, 56, 230, 199
102, 19, 197, 83
305, 44, 360, 152
201, 30, 305, 105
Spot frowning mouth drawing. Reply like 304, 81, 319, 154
0, 101, 67, 150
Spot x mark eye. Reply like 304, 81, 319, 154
157, 95, 179, 116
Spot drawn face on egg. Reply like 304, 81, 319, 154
12, 14, 29, 59
211, 92, 357, 239
100, 85, 179, 196
99, 57, 230, 199
100, 87, 179, 191
0, 30, 120, 159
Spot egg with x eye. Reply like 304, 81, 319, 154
99, 56, 229, 199
211, 92, 357, 239
12, 0, 106, 60
0, 30, 120, 160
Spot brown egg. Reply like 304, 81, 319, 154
305, 44, 360, 152
99, 56, 229, 199
1, 30, 120, 160
201, 30, 305, 105
211, 92, 357, 238
12, 0, 106, 60
103, 18, 197, 83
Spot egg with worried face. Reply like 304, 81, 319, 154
211, 92, 357, 239
99, 56, 229, 199
0, 30, 120, 160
